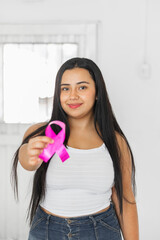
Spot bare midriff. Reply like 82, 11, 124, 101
40, 205, 111, 218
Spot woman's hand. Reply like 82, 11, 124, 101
27, 136, 54, 169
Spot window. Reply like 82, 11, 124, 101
0, 22, 98, 123
3, 43, 77, 123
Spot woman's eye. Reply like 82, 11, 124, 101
61, 86, 87, 91
61, 87, 69, 91
79, 86, 87, 90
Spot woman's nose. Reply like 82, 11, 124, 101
69, 89, 79, 99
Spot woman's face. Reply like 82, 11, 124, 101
60, 67, 97, 120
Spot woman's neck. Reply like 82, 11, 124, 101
68, 115, 95, 132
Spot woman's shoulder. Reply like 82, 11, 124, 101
22, 121, 48, 141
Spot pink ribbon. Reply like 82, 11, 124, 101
39, 120, 70, 163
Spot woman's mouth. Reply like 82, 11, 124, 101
68, 104, 83, 109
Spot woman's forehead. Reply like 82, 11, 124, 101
61, 68, 94, 84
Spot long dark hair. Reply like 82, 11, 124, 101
11, 57, 136, 225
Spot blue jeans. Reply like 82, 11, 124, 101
28, 202, 122, 240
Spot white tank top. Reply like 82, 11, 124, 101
40, 143, 115, 217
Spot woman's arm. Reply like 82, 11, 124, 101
111, 133, 139, 240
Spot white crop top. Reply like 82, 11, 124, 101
40, 143, 115, 217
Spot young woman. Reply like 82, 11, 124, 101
11, 57, 139, 240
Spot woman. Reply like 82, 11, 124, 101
11, 57, 139, 240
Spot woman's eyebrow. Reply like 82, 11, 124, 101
60, 81, 90, 86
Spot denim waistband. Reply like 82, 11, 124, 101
37, 202, 115, 225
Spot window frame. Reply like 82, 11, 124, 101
0, 22, 99, 123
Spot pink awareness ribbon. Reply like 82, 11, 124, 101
39, 120, 70, 163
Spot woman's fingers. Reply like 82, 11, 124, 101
29, 148, 44, 157
30, 136, 54, 144
29, 156, 43, 166
27, 136, 54, 168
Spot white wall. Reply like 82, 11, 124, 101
0, 0, 160, 239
